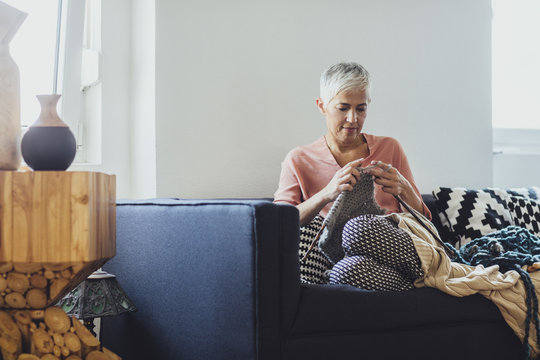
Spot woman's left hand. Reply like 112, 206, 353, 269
365, 160, 411, 197
365, 160, 426, 216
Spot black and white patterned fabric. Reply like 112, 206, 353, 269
507, 196, 540, 237
299, 215, 332, 284
432, 187, 513, 246
329, 215, 423, 291
330, 255, 415, 291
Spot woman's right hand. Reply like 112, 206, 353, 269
321, 158, 364, 203
297, 158, 364, 226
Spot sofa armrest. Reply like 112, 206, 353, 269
102, 199, 300, 360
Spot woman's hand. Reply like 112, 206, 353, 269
297, 158, 363, 225
365, 160, 410, 197
366, 160, 424, 214
321, 158, 364, 202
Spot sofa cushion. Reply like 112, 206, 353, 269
432, 187, 513, 246
507, 195, 540, 236
290, 284, 506, 336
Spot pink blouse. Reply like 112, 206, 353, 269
274, 134, 431, 219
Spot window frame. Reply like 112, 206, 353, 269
59, 0, 102, 164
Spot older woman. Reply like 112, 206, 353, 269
274, 62, 430, 226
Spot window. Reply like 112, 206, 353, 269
492, 0, 540, 130
60, 0, 102, 163
7, 0, 101, 163
492, 0, 540, 156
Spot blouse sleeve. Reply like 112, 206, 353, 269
393, 141, 432, 220
273, 153, 302, 206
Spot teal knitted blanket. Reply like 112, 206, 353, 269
456, 226, 540, 359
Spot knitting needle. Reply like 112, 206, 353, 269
300, 165, 379, 264
300, 223, 326, 264
393, 195, 458, 259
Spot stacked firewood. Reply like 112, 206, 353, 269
0, 263, 82, 309
0, 306, 120, 360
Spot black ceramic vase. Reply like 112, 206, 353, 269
21, 94, 76, 171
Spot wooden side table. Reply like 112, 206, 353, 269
0, 171, 116, 307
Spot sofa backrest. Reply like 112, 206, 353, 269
102, 199, 300, 360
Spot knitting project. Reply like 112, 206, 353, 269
318, 168, 386, 264
457, 226, 540, 358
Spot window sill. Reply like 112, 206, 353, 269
493, 128, 540, 156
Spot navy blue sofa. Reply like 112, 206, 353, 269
102, 196, 525, 360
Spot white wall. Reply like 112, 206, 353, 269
130, 0, 156, 198
83, 0, 492, 198
154, 0, 493, 199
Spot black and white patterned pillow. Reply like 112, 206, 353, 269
507, 196, 540, 236
432, 187, 513, 246
299, 215, 331, 284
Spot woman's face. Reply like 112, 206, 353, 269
317, 89, 370, 146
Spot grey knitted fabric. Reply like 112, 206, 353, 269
319, 169, 386, 264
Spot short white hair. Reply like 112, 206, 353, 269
319, 62, 371, 107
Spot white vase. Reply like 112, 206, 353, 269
0, 2, 27, 170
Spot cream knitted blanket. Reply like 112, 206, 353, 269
391, 212, 540, 356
